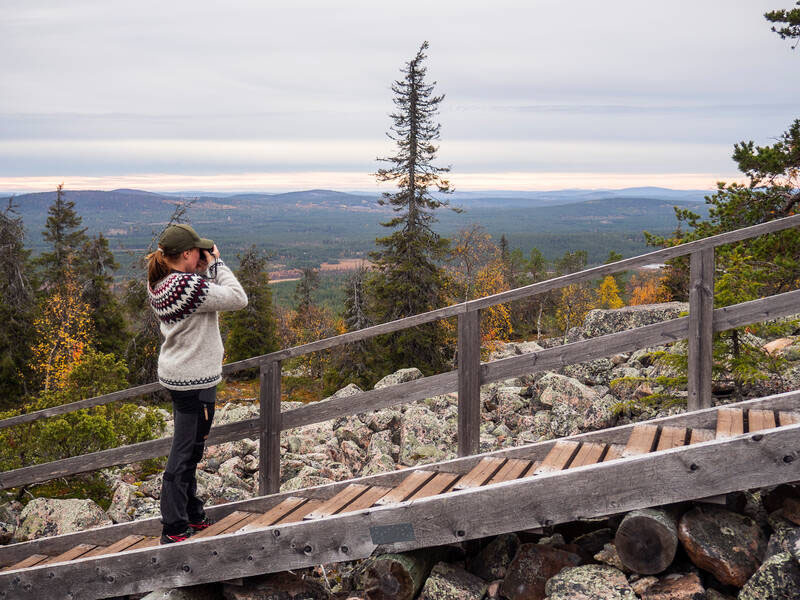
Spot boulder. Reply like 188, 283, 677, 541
500, 543, 582, 600
363, 408, 402, 434
338, 439, 367, 473
280, 466, 334, 492
399, 404, 455, 466
418, 562, 487, 600
15, 498, 112, 541
562, 358, 615, 386
580, 303, 689, 339
639, 572, 704, 600
373, 368, 423, 389
0, 522, 14, 545
223, 572, 329, 599
677, 506, 767, 587
593, 543, 629, 573
488, 341, 544, 361
467, 533, 520, 581
738, 551, 800, 600
543, 564, 637, 600
140, 584, 221, 599
107, 482, 137, 523
361, 452, 396, 477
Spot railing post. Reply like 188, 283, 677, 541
688, 248, 715, 411
258, 359, 282, 496
458, 309, 481, 457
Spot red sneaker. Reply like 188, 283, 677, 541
188, 517, 214, 532
160, 528, 193, 544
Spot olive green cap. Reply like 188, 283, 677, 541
158, 224, 214, 254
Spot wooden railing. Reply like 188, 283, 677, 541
1, 214, 799, 495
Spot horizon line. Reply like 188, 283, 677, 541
0, 170, 746, 195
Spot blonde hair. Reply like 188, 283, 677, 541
146, 247, 181, 285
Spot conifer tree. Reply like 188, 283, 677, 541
0, 200, 35, 405
369, 41, 457, 374
224, 246, 279, 366
36, 184, 88, 288
80, 233, 129, 357
766, 2, 800, 48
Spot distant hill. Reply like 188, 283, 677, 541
3, 187, 709, 270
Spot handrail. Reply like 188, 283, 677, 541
2, 212, 798, 432
2, 287, 799, 491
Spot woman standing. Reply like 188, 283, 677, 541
146, 224, 248, 544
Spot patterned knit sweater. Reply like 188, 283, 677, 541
148, 260, 248, 391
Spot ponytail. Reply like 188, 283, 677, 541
146, 248, 179, 286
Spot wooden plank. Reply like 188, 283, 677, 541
452, 457, 505, 490
305, 484, 369, 520
81, 535, 144, 558
570, 443, 606, 468
282, 370, 458, 431
406, 473, 460, 500
711, 289, 800, 333
42, 544, 96, 565
657, 426, 687, 451
275, 500, 323, 524
124, 537, 160, 551
259, 360, 282, 496
191, 512, 253, 540
603, 444, 624, 462
1, 554, 48, 572
487, 459, 531, 484
748, 409, 776, 432
4, 388, 799, 569
689, 428, 715, 444
8, 422, 800, 600
242, 497, 308, 530
220, 513, 262, 536
687, 248, 714, 411
716, 408, 744, 439
458, 310, 481, 457
779, 411, 800, 426
375, 471, 436, 506
341, 486, 392, 513
535, 441, 580, 474
623, 425, 659, 457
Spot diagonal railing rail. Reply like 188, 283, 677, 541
1, 213, 799, 494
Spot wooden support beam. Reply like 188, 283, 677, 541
259, 360, 282, 496
458, 310, 481, 457
688, 248, 714, 411
6, 423, 799, 599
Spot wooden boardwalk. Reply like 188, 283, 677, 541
1, 390, 799, 600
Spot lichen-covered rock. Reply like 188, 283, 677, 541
280, 466, 334, 492
467, 533, 520, 581
338, 439, 366, 473
107, 482, 137, 523
579, 303, 689, 340
593, 543, 629, 573
488, 341, 544, 361
15, 498, 112, 541
373, 368, 423, 389
363, 408, 402, 434
367, 430, 398, 460
418, 562, 487, 600
333, 415, 373, 449
677, 506, 767, 587
640, 572, 704, 600
399, 404, 455, 466
214, 403, 259, 425
501, 543, 582, 600
360, 452, 395, 477
0, 521, 14, 545
562, 358, 615, 386
543, 564, 637, 600
140, 584, 221, 599
630, 576, 658, 596
738, 551, 800, 600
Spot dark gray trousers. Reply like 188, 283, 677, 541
160, 386, 216, 535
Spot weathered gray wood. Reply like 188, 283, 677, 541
615, 508, 679, 574
688, 249, 715, 411
259, 360, 282, 496
0, 382, 163, 431
2, 388, 798, 569
458, 310, 481, 457
4, 422, 799, 599
0, 416, 261, 491
281, 370, 458, 430
712, 288, 800, 331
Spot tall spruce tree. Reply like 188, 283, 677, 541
36, 184, 88, 288
224, 246, 279, 367
80, 233, 129, 357
0, 200, 35, 405
369, 41, 456, 374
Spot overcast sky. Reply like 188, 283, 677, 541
1, 0, 798, 193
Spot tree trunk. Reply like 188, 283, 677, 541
614, 507, 680, 575
363, 550, 437, 600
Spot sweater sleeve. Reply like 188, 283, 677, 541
196, 260, 248, 313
